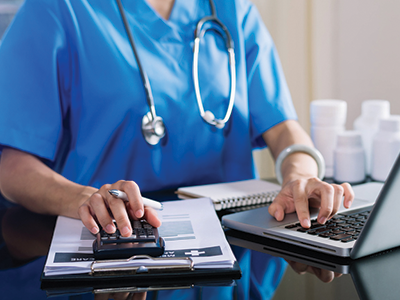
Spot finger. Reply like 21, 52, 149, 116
287, 260, 308, 274
268, 200, 286, 222
89, 192, 116, 234
314, 182, 335, 224
312, 267, 335, 283
341, 182, 355, 208
112, 292, 130, 300
268, 190, 296, 221
143, 207, 162, 227
107, 194, 132, 237
78, 203, 100, 234
94, 293, 109, 300
329, 184, 345, 218
292, 181, 311, 228
119, 181, 144, 219
334, 272, 343, 278
132, 292, 147, 300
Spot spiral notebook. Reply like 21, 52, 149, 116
176, 179, 281, 211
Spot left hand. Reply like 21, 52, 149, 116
268, 177, 354, 228
286, 259, 342, 283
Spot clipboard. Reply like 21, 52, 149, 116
43, 275, 237, 298
41, 199, 242, 292
40, 255, 242, 290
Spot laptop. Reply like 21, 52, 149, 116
226, 228, 400, 299
222, 153, 400, 259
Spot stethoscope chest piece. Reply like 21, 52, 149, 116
141, 112, 166, 146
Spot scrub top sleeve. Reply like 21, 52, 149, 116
243, 4, 298, 149
0, 1, 68, 161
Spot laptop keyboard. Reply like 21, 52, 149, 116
285, 209, 371, 243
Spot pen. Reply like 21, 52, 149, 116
108, 189, 163, 211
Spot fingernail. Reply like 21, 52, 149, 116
319, 217, 327, 224
120, 226, 131, 236
135, 209, 144, 218
106, 223, 115, 233
274, 211, 280, 220
90, 227, 99, 234
302, 219, 310, 228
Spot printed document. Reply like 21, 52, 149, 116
43, 198, 236, 276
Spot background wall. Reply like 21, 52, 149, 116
252, 0, 400, 179
0, 0, 22, 38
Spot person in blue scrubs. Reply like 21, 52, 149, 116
0, 0, 354, 236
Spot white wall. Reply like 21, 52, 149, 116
252, 0, 311, 178
252, 0, 400, 178
335, 0, 400, 127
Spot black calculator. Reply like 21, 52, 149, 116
93, 220, 165, 260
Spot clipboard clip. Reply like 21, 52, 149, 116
90, 255, 194, 276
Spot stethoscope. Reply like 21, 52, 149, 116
116, 0, 236, 145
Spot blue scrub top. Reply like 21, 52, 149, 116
0, 0, 297, 192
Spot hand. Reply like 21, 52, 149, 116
78, 180, 161, 236
268, 177, 354, 228
286, 259, 342, 283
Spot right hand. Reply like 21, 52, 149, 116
78, 180, 161, 237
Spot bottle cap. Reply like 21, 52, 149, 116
310, 99, 347, 126
361, 100, 390, 119
379, 115, 400, 132
337, 131, 363, 148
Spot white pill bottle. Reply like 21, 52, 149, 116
371, 115, 400, 182
353, 100, 390, 176
310, 99, 347, 178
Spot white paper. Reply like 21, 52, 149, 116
43, 198, 236, 276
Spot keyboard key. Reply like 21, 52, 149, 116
347, 221, 362, 225
341, 237, 354, 243
330, 233, 352, 240
314, 228, 332, 234
285, 224, 299, 229
333, 220, 346, 225
352, 225, 364, 230
310, 223, 326, 230
319, 232, 335, 238
342, 227, 356, 232
340, 223, 352, 228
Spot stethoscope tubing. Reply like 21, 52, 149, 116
116, 0, 157, 121
192, 35, 236, 125
116, 0, 236, 143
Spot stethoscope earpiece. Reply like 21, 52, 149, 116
202, 110, 215, 123
202, 110, 225, 129
215, 121, 225, 129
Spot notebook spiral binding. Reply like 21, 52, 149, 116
214, 191, 279, 211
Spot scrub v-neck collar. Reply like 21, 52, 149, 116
121, 0, 203, 42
